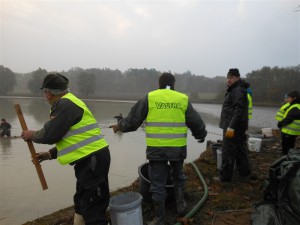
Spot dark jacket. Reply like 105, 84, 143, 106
0, 121, 11, 132
278, 98, 300, 129
219, 79, 249, 131
32, 96, 84, 159
118, 93, 207, 161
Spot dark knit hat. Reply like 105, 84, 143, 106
227, 68, 240, 77
287, 90, 300, 99
159, 72, 175, 89
40, 73, 69, 90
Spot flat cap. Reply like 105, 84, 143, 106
40, 73, 69, 90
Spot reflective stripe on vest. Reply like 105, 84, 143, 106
281, 104, 300, 135
248, 93, 253, 119
145, 122, 186, 127
275, 103, 290, 121
146, 89, 188, 147
58, 134, 104, 156
63, 123, 99, 138
56, 93, 108, 165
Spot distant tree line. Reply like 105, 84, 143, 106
246, 66, 300, 105
0, 65, 16, 95
0, 64, 299, 106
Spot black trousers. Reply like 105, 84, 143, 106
281, 133, 297, 155
148, 160, 186, 203
74, 147, 111, 225
220, 130, 251, 181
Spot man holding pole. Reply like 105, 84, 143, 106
21, 73, 111, 225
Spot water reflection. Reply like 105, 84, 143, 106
0, 137, 12, 159
199, 111, 220, 127
28, 100, 50, 124
84, 100, 135, 126
0, 98, 16, 123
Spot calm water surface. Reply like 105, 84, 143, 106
0, 97, 278, 224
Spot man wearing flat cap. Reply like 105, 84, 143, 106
216, 68, 252, 182
21, 73, 111, 225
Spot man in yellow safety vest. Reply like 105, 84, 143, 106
21, 73, 111, 225
275, 94, 291, 122
277, 90, 300, 155
110, 73, 207, 225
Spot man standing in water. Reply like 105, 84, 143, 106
0, 118, 12, 137
21, 73, 111, 225
110, 72, 207, 225
216, 68, 252, 182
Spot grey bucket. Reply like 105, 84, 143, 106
210, 143, 222, 160
217, 149, 222, 170
138, 162, 174, 203
109, 192, 143, 225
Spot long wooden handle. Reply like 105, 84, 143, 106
15, 104, 48, 190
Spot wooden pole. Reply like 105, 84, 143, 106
15, 104, 48, 190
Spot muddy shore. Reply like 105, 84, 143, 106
22, 130, 300, 225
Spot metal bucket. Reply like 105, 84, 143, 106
210, 143, 223, 160
109, 192, 143, 225
138, 162, 174, 203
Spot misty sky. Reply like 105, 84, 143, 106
0, 0, 299, 77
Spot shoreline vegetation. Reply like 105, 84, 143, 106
1, 65, 299, 108
22, 127, 300, 225
1, 95, 282, 108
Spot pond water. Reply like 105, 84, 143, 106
0, 97, 278, 225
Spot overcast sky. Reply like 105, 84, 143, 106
0, 0, 299, 77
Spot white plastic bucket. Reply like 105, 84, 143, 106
248, 137, 262, 152
109, 192, 143, 225
261, 128, 272, 137
217, 149, 222, 170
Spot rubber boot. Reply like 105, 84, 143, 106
74, 213, 85, 225
147, 201, 165, 225
175, 187, 187, 216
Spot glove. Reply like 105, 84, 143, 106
198, 139, 205, 143
225, 128, 235, 138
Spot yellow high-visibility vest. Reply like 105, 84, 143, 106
281, 103, 300, 136
146, 89, 188, 147
56, 93, 108, 165
248, 93, 253, 119
275, 103, 290, 121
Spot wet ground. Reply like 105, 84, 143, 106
22, 132, 300, 225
